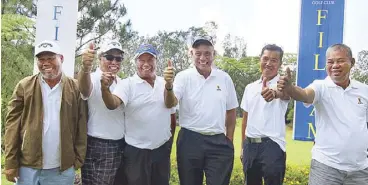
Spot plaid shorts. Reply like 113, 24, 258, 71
81, 136, 124, 185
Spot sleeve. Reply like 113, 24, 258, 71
173, 72, 186, 101
80, 73, 100, 100
74, 95, 88, 169
240, 85, 249, 112
4, 82, 24, 169
304, 80, 322, 108
225, 74, 239, 110
113, 78, 131, 105
170, 107, 177, 114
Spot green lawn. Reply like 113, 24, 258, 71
1, 119, 313, 184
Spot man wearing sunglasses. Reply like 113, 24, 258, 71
78, 40, 126, 185
163, 36, 238, 185
101, 44, 177, 185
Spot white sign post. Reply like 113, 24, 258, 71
34, 0, 78, 78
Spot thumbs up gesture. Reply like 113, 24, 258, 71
81, 43, 96, 73
277, 67, 293, 93
261, 77, 276, 102
163, 60, 175, 85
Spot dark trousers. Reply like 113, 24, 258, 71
81, 136, 125, 185
123, 139, 172, 185
114, 139, 127, 185
242, 137, 286, 185
177, 128, 234, 185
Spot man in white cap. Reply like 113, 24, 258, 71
101, 44, 177, 185
3, 40, 88, 184
78, 40, 126, 185
163, 36, 238, 185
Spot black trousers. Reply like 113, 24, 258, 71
113, 138, 127, 185
177, 128, 234, 185
242, 137, 286, 185
123, 139, 172, 185
81, 136, 125, 185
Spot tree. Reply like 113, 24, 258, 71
146, 31, 191, 75
222, 33, 247, 59
216, 56, 261, 116
142, 24, 213, 75
352, 50, 368, 84
203, 21, 218, 45
282, 53, 298, 125
1, 14, 35, 142
1, 0, 134, 56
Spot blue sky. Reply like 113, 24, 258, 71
120, 0, 368, 57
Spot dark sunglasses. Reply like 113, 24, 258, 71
103, 55, 123, 62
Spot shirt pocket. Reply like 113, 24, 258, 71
354, 103, 367, 119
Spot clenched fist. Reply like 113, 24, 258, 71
100, 72, 116, 90
3, 168, 18, 183
163, 60, 175, 87
81, 43, 96, 73
277, 67, 293, 93
261, 77, 276, 102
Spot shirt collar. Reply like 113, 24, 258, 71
325, 76, 358, 89
132, 73, 157, 84
40, 73, 63, 85
257, 74, 280, 84
192, 67, 218, 78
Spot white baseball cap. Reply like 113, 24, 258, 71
100, 40, 124, 54
35, 40, 61, 56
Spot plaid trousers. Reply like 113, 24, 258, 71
81, 136, 124, 185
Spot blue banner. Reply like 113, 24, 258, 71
293, 0, 345, 141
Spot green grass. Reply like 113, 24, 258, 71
1, 119, 313, 184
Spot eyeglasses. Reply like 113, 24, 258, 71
103, 55, 123, 62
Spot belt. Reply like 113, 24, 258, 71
182, 128, 220, 136
87, 135, 123, 143
197, 131, 219, 136
246, 137, 271, 143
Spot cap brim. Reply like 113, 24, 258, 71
134, 51, 157, 59
192, 39, 213, 48
35, 50, 58, 57
103, 48, 124, 54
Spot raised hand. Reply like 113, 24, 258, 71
163, 60, 175, 88
81, 43, 95, 73
261, 77, 276, 102
277, 67, 292, 93
100, 72, 116, 90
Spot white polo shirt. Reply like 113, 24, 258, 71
240, 75, 289, 151
306, 76, 368, 171
83, 68, 125, 140
40, 78, 62, 169
113, 75, 175, 150
173, 68, 238, 134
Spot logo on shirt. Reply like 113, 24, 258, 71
216, 85, 221, 91
358, 97, 363, 104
